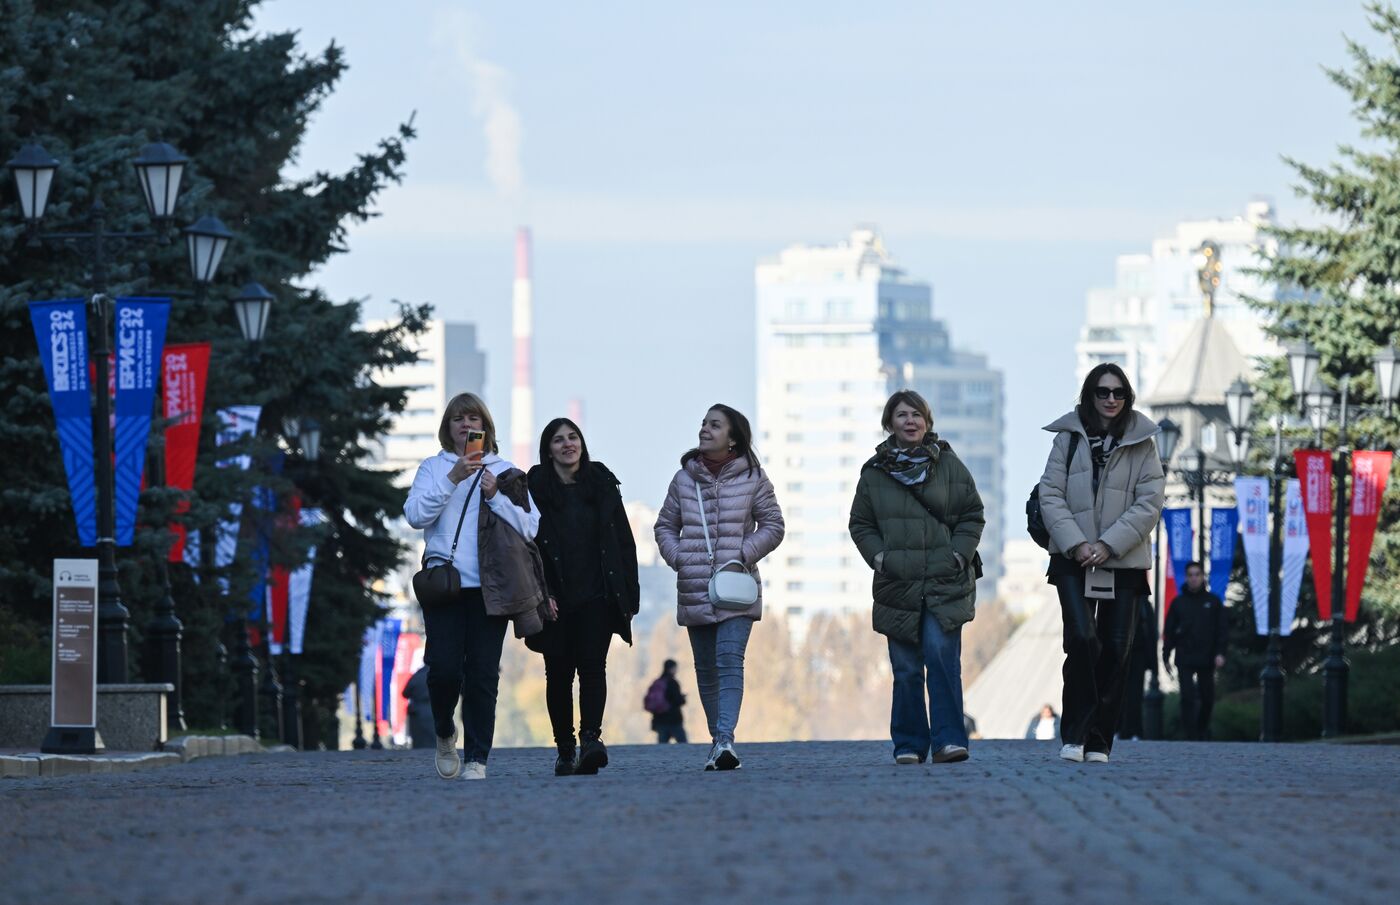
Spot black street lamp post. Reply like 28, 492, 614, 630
1240, 340, 1400, 739
6, 141, 230, 687
276, 413, 320, 751
228, 283, 276, 739
1144, 416, 1180, 741
352, 681, 367, 750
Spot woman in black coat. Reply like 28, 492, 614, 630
526, 417, 640, 776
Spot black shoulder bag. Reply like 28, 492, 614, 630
411, 469, 484, 607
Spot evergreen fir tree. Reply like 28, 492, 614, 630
0, 0, 430, 740
1249, 2, 1400, 652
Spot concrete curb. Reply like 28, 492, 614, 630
2, 734, 290, 778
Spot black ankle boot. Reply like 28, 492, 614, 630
575, 730, 608, 775
554, 748, 576, 776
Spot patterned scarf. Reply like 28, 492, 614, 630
873, 433, 943, 486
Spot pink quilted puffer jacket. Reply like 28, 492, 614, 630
653, 456, 785, 626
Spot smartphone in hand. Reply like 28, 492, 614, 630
464, 429, 486, 458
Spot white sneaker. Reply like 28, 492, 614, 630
894, 752, 922, 765
714, 742, 741, 771
703, 743, 719, 772
1059, 744, 1084, 763
1084, 751, 1110, 764
461, 761, 487, 780
435, 731, 461, 779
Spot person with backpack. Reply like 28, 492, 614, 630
1037, 363, 1165, 765
646, 659, 688, 743
849, 390, 985, 766
525, 418, 640, 776
654, 403, 784, 771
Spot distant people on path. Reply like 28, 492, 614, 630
1038, 363, 1165, 765
1025, 704, 1061, 741
849, 390, 985, 766
1118, 594, 1158, 741
525, 418, 640, 777
404, 393, 544, 781
1163, 561, 1229, 741
646, 659, 689, 744
403, 664, 436, 749
654, 404, 784, 771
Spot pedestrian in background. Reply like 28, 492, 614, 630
646, 659, 688, 744
654, 404, 784, 771
1038, 363, 1165, 765
1163, 561, 1229, 741
526, 417, 640, 777
404, 393, 543, 781
1118, 594, 1158, 740
1025, 704, 1060, 741
849, 390, 985, 766
402, 663, 436, 750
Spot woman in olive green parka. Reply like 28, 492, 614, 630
849, 390, 985, 765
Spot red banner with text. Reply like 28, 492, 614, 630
1294, 449, 1334, 620
1346, 451, 1394, 622
162, 343, 211, 563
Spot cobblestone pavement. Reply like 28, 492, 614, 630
3, 739, 1397, 904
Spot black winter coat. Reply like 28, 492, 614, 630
525, 461, 640, 650
1163, 588, 1228, 669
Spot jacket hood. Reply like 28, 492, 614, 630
1043, 410, 1157, 447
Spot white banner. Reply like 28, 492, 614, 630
1280, 479, 1309, 637
1235, 477, 1271, 635
288, 508, 322, 655
213, 405, 261, 594
358, 624, 378, 722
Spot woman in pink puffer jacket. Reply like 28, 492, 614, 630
654, 404, 784, 771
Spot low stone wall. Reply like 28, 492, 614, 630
0, 684, 172, 751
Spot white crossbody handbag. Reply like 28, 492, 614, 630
695, 481, 759, 610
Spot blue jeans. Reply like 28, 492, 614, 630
887, 609, 968, 759
687, 617, 754, 745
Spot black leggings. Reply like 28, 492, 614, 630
543, 597, 613, 751
1057, 577, 1142, 754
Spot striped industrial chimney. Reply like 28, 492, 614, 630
511, 227, 534, 467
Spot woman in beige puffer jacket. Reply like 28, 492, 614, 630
1038, 363, 1164, 765
654, 404, 784, 771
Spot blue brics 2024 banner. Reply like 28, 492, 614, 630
380, 618, 401, 720
113, 298, 170, 546
1208, 507, 1239, 600
29, 299, 97, 546
1163, 508, 1194, 591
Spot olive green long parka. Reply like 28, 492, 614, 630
848, 437, 986, 643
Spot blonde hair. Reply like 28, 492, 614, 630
438, 393, 499, 454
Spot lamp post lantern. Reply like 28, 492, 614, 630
5, 142, 59, 224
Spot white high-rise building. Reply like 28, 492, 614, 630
756, 228, 1004, 619
365, 319, 487, 486
1075, 200, 1281, 400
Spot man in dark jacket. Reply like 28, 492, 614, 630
1163, 562, 1228, 741
651, 659, 687, 744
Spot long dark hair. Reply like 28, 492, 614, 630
532, 417, 597, 507
681, 403, 759, 476
1077, 363, 1136, 438
538, 417, 591, 473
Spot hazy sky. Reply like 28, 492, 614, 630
252, 0, 1372, 529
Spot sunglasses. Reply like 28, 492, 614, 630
1095, 387, 1128, 401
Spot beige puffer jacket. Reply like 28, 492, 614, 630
1037, 410, 1165, 570
653, 456, 785, 626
